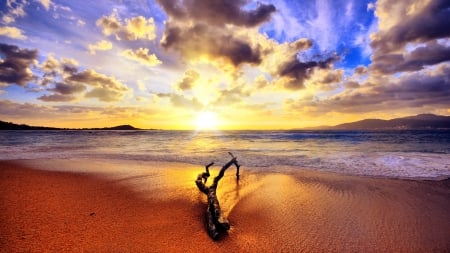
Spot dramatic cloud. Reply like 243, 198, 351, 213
38, 54, 128, 102
96, 12, 156, 41
371, 41, 450, 74
270, 39, 339, 89
158, 0, 336, 90
276, 56, 338, 89
286, 0, 450, 118
0, 26, 27, 40
157, 0, 277, 68
40, 54, 78, 80
0, 43, 38, 86
160, 22, 263, 67
32, 77, 83, 103
288, 63, 450, 114
306, 69, 344, 91
371, 0, 450, 54
156, 0, 275, 27
50, 81, 85, 95
67, 69, 128, 102
369, 0, 450, 74
121, 48, 161, 66
88, 40, 112, 55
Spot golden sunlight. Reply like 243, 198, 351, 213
195, 111, 219, 130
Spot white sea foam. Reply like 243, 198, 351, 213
316, 152, 450, 179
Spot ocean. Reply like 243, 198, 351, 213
0, 130, 449, 179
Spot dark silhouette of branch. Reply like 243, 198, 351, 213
195, 154, 240, 240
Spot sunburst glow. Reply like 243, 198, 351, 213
195, 111, 219, 130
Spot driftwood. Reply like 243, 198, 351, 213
195, 153, 240, 240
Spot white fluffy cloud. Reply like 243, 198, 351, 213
87, 40, 112, 55
0, 26, 27, 40
96, 11, 157, 41
121, 48, 161, 66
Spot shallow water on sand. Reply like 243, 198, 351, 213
0, 130, 449, 179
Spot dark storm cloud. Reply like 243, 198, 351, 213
160, 23, 262, 67
156, 0, 275, 27
371, 0, 450, 53
371, 41, 450, 74
276, 54, 339, 89
374, 70, 450, 101
0, 43, 37, 86
51, 82, 86, 95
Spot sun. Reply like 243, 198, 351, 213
195, 111, 219, 130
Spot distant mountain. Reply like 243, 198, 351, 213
88, 125, 140, 130
0, 120, 142, 130
332, 114, 450, 130
0, 121, 59, 130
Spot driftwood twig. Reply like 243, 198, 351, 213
195, 154, 240, 239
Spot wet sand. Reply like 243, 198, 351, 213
0, 159, 449, 252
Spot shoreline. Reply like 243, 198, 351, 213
3, 157, 450, 181
1, 159, 449, 252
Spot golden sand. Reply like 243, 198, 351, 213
0, 159, 449, 252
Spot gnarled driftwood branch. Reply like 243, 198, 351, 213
195, 153, 240, 240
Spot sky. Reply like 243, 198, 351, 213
0, 0, 449, 130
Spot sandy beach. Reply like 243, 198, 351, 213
1, 159, 449, 252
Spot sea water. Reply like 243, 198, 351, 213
0, 130, 449, 179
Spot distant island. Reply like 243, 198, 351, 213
313, 114, 450, 130
86, 125, 141, 130
1, 114, 450, 130
0, 121, 142, 130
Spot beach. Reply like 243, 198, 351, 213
1, 159, 449, 252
